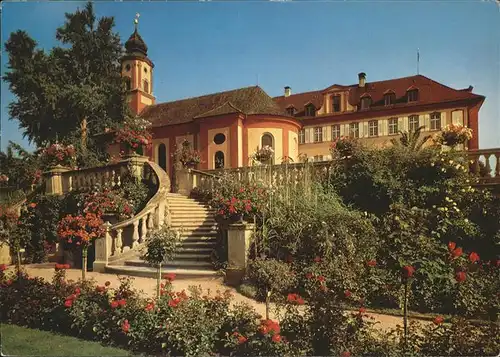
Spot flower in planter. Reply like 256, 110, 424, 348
174, 140, 202, 168
38, 143, 76, 168
437, 124, 473, 147
251, 145, 274, 164
451, 247, 463, 258
114, 117, 153, 155
448, 241, 456, 251
469, 252, 480, 263
287, 293, 305, 305
433, 316, 444, 325
121, 319, 130, 333
455, 271, 467, 283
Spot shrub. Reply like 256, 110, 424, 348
246, 259, 296, 301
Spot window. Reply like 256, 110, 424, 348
287, 107, 296, 116
384, 93, 396, 106
125, 64, 131, 72
215, 151, 225, 169
124, 77, 131, 91
388, 118, 399, 135
299, 129, 305, 144
143, 79, 149, 93
430, 112, 441, 131
314, 127, 323, 143
313, 155, 324, 162
305, 104, 316, 117
408, 115, 419, 132
213, 133, 226, 145
360, 97, 371, 110
349, 123, 359, 138
407, 89, 419, 102
331, 124, 341, 140
262, 133, 274, 148
158, 144, 167, 172
144, 67, 148, 73
368, 120, 378, 137
332, 95, 341, 112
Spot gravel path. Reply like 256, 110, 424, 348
6, 263, 419, 332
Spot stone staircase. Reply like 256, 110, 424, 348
106, 193, 220, 279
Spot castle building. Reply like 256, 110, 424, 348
113, 25, 485, 178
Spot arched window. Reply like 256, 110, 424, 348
261, 133, 274, 165
143, 79, 149, 93
158, 144, 167, 172
215, 151, 225, 169
124, 77, 131, 91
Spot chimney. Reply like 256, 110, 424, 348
358, 72, 366, 88
284, 86, 292, 97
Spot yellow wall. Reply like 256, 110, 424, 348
247, 128, 283, 164
299, 106, 469, 159
207, 127, 231, 170
238, 125, 243, 167
288, 131, 298, 163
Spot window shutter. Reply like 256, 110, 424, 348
452, 110, 464, 125
340, 124, 346, 137
323, 126, 329, 141
424, 114, 430, 131
305, 128, 310, 143
309, 128, 315, 142
441, 112, 447, 129
401, 117, 408, 132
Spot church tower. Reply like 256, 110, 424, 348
122, 14, 155, 115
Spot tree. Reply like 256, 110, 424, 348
390, 126, 433, 152
3, 2, 130, 166
0, 141, 40, 192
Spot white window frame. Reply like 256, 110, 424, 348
299, 129, 305, 144
409, 115, 419, 132
430, 112, 441, 131
368, 120, 378, 137
331, 124, 341, 140
313, 155, 324, 162
349, 123, 359, 138
388, 118, 399, 135
313, 127, 323, 143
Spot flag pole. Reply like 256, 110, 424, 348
417, 48, 420, 75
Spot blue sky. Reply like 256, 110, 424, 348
1, 1, 499, 151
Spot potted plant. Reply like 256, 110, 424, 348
114, 117, 153, 157
38, 143, 77, 169
175, 140, 202, 168
437, 124, 473, 148
252, 146, 274, 165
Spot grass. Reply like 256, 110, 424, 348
0, 324, 132, 356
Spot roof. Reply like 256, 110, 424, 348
125, 29, 148, 57
141, 86, 289, 126
273, 75, 484, 116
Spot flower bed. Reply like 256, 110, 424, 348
0, 266, 498, 357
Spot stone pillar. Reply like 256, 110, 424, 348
93, 222, 112, 273
176, 168, 193, 196
225, 223, 255, 286
126, 155, 149, 181
44, 165, 70, 195
0, 242, 12, 265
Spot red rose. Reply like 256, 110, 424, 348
110, 301, 119, 309
455, 271, 466, 283
319, 284, 327, 292
272, 334, 282, 343
317, 275, 326, 282
344, 290, 352, 298
341, 352, 351, 357
366, 259, 377, 267
145, 303, 154, 311
402, 265, 415, 279
433, 316, 444, 325
448, 241, 456, 251
359, 307, 366, 314
314, 256, 321, 263
29, 202, 37, 209
6, 280, 13, 286
74, 288, 81, 295
105, 281, 111, 287
305, 272, 313, 279
452, 247, 463, 258
0, 264, 7, 271
237, 335, 247, 344
64, 299, 73, 308
469, 252, 480, 263
168, 298, 181, 308
118, 299, 126, 307
121, 319, 130, 333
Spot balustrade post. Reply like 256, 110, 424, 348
114, 228, 123, 255
140, 216, 148, 243
132, 221, 140, 248
495, 154, 500, 178
147, 211, 155, 230
93, 222, 112, 273
44, 165, 71, 195
225, 222, 255, 286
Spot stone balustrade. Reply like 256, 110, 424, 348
93, 160, 171, 271
469, 148, 500, 186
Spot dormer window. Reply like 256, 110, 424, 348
305, 104, 316, 117
384, 92, 396, 106
332, 95, 341, 113
407, 89, 419, 102
287, 107, 296, 116
360, 96, 371, 110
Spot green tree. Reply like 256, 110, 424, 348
390, 125, 433, 152
0, 141, 39, 191
3, 2, 130, 166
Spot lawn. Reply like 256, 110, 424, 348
0, 324, 131, 356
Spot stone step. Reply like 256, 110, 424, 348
125, 259, 214, 269
105, 265, 219, 280
172, 253, 212, 262
176, 246, 214, 254
168, 206, 215, 212
170, 223, 217, 230
170, 217, 216, 223
179, 240, 216, 249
